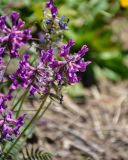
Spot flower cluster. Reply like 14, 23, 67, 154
9, 54, 34, 92
9, 39, 91, 96
0, 12, 31, 58
0, 12, 31, 141
58, 40, 91, 83
0, 94, 25, 140
0, 0, 91, 143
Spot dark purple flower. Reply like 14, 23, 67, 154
0, 12, 32, 58
46, 0, 58, 18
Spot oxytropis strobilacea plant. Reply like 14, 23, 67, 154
0, 0, 91, 159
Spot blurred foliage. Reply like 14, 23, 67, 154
0, 0, 128, 83
65, 83, 85, 104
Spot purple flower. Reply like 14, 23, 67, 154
0, 94, 25, 140
10, 50, 55, 95
0, 12, 32, 58
9, 54, 35, 92
37, 43, 90, 90
40, 49, 55, 63
16, 114, 26, 126
9, 41, 91, 96
46, 0, 58, 18
57, 40, 91, 84
0, 94, 7, 114
2, 111, 25, 140
0, 93, 12, 115
59, 39, 75, 57
0, 47, 5, 57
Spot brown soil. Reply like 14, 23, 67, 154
26, 80, 128, 160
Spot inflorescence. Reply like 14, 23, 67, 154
0, 0, 91, 141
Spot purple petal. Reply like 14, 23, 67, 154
10, 11, 20, 24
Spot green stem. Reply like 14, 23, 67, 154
2, 90, 28, 153
4, 94, 48, 158
12, 79, 35, 111
3, 58, 11, 76
16, 89, 29, 118
38, 100, 52, 120
12, 89, 28, 111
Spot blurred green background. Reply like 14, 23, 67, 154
0, 0, 128, 85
